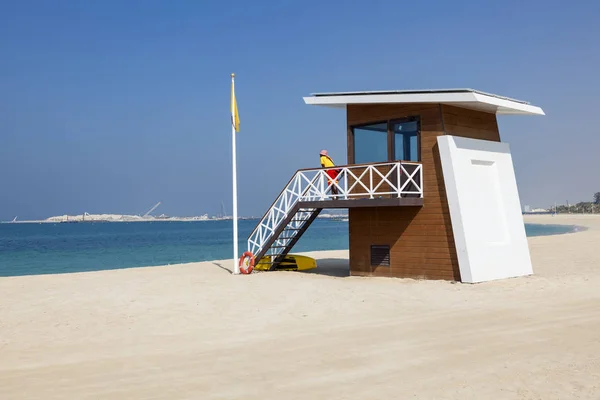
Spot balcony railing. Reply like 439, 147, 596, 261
297, 161, 423, 201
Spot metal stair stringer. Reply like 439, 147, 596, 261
253, 204, 322, 270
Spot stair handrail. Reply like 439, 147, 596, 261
247, 171, 322, 254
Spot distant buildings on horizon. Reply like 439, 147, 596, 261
522, 205, 552, 214
523, 205, 549, 213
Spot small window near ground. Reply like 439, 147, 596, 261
371, 245, 390, 267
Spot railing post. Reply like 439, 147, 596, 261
369, 167, 374, 199
344, 168, 348, 200
397, 162, 401, 198
294, 174, 300, 201
419, 164, 424, 198
320, 171, 325, 200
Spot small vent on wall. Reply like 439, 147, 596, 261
471, 159, 495, 166
371, 245, 390, 267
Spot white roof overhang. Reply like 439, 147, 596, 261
302, 89, 544, 116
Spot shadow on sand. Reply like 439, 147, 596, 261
212, 262, 233, 274
299, 258, 350, 278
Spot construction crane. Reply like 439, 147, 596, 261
143, 202, 161, 218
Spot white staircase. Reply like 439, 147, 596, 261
247, 161, 423, 270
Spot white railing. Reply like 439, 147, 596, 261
247, 161, 423, 257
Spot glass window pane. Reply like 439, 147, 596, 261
353, 123, 388, 164
396, 136, 405, 161
409, 134, 418, 161
393, 121, 419, 161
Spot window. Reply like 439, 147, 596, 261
393, 120, 419, 162
351, 117, 420, 163
353, 122, 388, 164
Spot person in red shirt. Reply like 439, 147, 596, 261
320, 150, 340, 198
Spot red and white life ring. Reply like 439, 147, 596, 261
238, 251, 255, 274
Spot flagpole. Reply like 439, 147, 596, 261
231, 73, 240, 274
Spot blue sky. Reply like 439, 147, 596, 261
1, 0, 599, 220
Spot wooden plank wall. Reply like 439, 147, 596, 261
441, 104, 501, 141
346, 104, 501, 281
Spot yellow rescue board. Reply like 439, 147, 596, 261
254, 254, 317, 272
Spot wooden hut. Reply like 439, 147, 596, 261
247, 89, 544, 282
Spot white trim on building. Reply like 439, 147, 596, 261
303, 89, 544, 116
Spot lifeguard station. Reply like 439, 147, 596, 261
247, 89, 544, 282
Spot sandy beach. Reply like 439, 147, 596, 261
1, 214, 599, 399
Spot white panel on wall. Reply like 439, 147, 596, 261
437, 136, 533, 283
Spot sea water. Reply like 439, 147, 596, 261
0, 220, 577, 277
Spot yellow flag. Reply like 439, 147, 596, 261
231, 75, 240, 132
